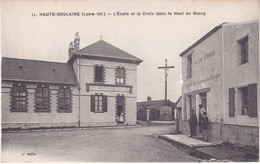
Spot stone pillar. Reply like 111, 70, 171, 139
146, 108, 150, 121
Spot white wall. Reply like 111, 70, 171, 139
76, 58, 138, 126
1, 81, 79, 128
181, 29, 223, 123
223, 21, 259, 127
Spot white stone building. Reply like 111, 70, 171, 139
179, 20, 259, 146
1, 33, 142, 128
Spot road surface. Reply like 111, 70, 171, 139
2, 125, 198, 162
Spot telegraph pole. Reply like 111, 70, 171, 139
158, 59, 175, 102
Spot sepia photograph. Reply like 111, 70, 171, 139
1, 0, 259, 162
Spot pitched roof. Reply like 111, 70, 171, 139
137, 99, 174, 109
173, 96, 182, 109
179, 23, 227, 57
2, 57, 78, 85
68, 40, 143, 64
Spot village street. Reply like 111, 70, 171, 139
2, 125, 198, 162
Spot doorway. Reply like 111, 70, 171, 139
200, 92, 207, 111
116, 96, 125, 123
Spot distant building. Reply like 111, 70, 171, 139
1, 33, 142, 129
137, 97, 174, 121
179, 20, 259, 146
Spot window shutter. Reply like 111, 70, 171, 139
102, 67, 105, 82
248, 83, 257, 117
91, 95, 95, 112
116, 68, 119, 78
94, 66, 97, 82
123, 68, 126, 84
102, 95, 108, 112
229, 88, 235, 117
116, 68, 119, 83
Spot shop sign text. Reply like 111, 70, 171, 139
195, 51, 216, 65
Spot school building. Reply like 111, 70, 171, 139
179, 20, 259, 146
1, 33, 142, 129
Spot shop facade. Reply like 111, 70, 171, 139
179, 20, 259, 146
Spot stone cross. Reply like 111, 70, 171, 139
158, 59, 175, 102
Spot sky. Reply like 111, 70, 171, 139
1, 0, 259, 102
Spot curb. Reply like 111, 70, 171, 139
158, 135, 195, 150
158, 135, 215, 160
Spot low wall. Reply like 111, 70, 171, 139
223, 123, 259, 146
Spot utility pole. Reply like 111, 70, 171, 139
158, 59, 175, 103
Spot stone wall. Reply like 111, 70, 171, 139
223, 123, 259, 146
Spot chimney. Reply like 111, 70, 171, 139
68, 42, 74, 59
147, 96, 152, 101
74, 32, 80, 52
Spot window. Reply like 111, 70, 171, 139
241, 87, 248, 115
95, 65, 104, 83
239, 36, 248, 65
187, 55, 192, 78
57, 86, 72, 113
91, 94, 107, 113
95, 95, 103, 112
229, 84, 257, 117
35, 84, 50, 112
11, 83, 27, 112
116, 67, 125, 85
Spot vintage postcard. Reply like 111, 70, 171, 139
1, 0, 259, 162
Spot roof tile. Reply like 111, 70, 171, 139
2, 57, 78, 85
73, 40, 142, 63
